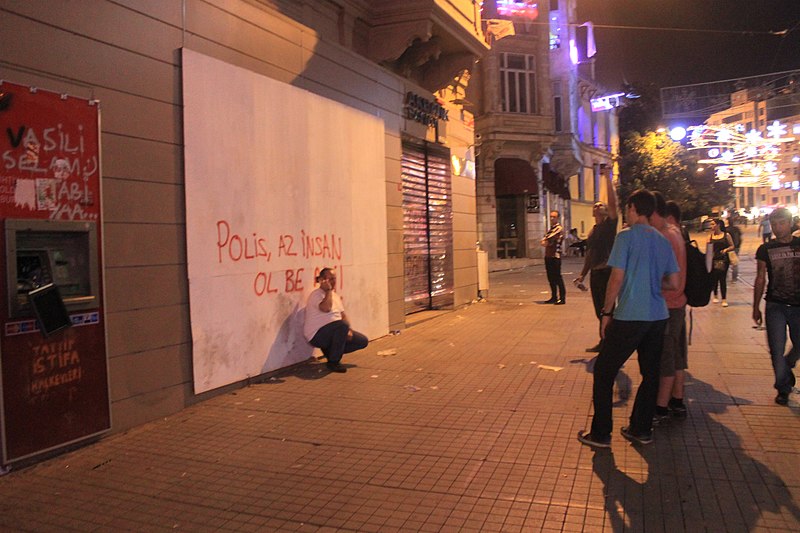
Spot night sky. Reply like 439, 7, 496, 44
576, 0, 800, 91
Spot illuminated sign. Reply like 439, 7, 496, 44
496, 1, 539, 20
590, 93, 624, 112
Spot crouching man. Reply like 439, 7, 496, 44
304, 267, 368, 373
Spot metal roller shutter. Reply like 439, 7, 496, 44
402, 140, 454, 314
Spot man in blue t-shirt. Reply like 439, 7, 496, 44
578, 190, 680, 448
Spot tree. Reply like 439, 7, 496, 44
618, 130, 732, 220
618, 83, 662, 135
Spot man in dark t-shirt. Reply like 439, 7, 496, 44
753, 207, 800, 405
575, 166, 618, 352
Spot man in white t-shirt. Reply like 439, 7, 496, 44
304, 267, 368, 373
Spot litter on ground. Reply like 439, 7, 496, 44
538, 364, 563, 372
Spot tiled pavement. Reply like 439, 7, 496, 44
1, 225, 799, 532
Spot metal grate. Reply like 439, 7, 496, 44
401, 140, 454, 314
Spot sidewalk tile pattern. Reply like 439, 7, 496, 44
1, 227, 799, 531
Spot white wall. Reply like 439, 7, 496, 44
183, 50, 389, 393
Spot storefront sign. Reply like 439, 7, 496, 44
404, 92, 449, 127
590, 92, 624, 112
527, 194, 540, 213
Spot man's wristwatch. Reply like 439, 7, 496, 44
600, 310, 613, 317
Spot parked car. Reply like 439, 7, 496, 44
684, 216, 714, 232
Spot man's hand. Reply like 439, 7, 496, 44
753, 306, 763, 326
600, 315, 612, 338
574, 275, 585, 284
347, 329, 354, 341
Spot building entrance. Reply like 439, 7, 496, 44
401, 140, 454, 315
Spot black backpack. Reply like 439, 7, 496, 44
684, 239, 713, 307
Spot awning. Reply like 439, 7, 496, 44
494, 158, 538, 196
542, 163, 571, 200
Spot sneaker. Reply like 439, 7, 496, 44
577, 430, 611, 448
668, 399, 688, 419
775, 392, 789, 405
652, 413, 670, 427
712, 297, 719, 303
721, 300, 729, 307
620, 426, 653, 445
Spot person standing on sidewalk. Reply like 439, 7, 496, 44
651, 194, 688, 425
759, 216, 773, 243
708, 218, 734, 307
304, 267, 368, 373
578, 190, 680, 448
752, 207, 800, 405
574, 165, 618, 352
727, 218, 742, 282
540, 210, 566, 305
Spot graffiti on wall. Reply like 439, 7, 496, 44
0, 84, 100, 221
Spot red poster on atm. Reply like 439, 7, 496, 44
0, 81, 110, 464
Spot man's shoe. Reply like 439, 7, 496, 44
577, 430, 610, 448
326, 362, 347, 373
620, 426, 653, 445
775, 392, 789, 405
585, 342, 602, 353
540, 298, 558, 304
668, 398, 688, 418
652, 410, 670, 427
554, 299, 566, 305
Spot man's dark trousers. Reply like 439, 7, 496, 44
544, 257, 565, 300
310, 320, 368, 364
590, 267, 612, 318
591, 318, 667, 438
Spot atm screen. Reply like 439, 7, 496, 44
6, 219, 99, 317
17, 250, 53, 294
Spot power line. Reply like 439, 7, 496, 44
578, 22, 795, 37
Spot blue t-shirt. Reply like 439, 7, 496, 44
607, 223, 679, 321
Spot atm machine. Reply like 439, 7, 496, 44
0, 81, 110, 467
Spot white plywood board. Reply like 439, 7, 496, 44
183, 49, 388, 393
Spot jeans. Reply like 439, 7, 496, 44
765, 301, 800, 394
711, 262, 728, 299
309, 320, 368, 364
544, 257, 565, 300
591, 318, 667, 438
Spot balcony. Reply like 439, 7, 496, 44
365, 0, 489, 91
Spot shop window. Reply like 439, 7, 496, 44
553, 81, 563, 132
